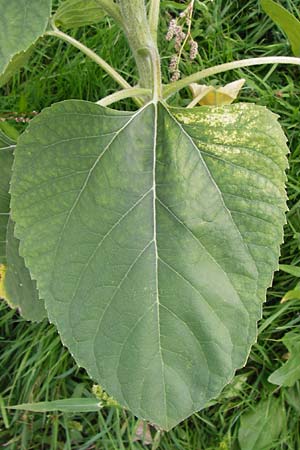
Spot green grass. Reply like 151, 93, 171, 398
1, 0, 300, 448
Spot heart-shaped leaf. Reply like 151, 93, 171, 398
0, 0, 52, 82
10, 100, 288, 429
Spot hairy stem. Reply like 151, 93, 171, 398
149, 0, 160, 43
46, 29, 131, 91
118, 0, 153, 89
164, 56, 300, 98
118, 0, 162, 101
139, 46, 162, 102
97, 87, 151, 107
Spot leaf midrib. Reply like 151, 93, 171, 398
152, 102, 168, 424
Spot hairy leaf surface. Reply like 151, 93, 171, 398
0, 0, 52, 79
11, 100, 288, 429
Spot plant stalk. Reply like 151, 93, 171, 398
149, 0, 161, 43
118, 0, 162, 99
164, 56, 300, 98
97, 87, 151, 107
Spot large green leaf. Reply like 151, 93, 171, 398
0, 131, 46, 321
10, 100, 288, 429
54, 0, 106, 29
261, 0, 300, 56
238, 398, 285, 450
0, 0, 52, 80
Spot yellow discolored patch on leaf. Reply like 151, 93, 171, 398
190, 79, 246, 106
0, 264, 15, 310
0, 264, 8, 299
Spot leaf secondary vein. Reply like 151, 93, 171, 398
49, 103, 149, 294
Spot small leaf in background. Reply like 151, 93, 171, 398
285, 384, 300, 414
189, 79, 245, 106
0, 123, 19, 142
281, 281, 300, 303
7, 398, 102, 413
261, 0, 300, 56
268, 331, 300, 387
54, 0, 106, 28
238, 398, 285, 450
279, 264, 300, 278
204, 374, 249, 408
220, 374, 249, 400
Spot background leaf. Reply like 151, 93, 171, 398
0, 0, 52, 83
0, 124, 19, 142
261, 0, 300, 56
238, 398, 285, 450
8, 397, 102, 413
279, 264, 300, 277
281, 282, 300, 303
54, 0, 106, 28
11, 100, 288, 429
190, 79, 245, 106
285, 384, 300, 415
268, 330, 300, 387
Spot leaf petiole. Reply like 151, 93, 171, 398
148, 0, 161, 43
97, 87, 151, 107
164, 56, 300, 99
